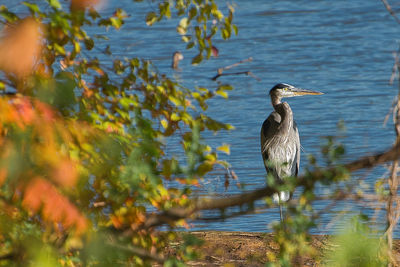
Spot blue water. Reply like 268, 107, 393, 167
102, 0, 400, 234
13, 0, 400, 234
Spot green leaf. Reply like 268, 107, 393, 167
186, 42, 195, 49
232, 24, 238, 35
146, 12, 158, 26
159, 2, 171, 18
22, 2, 40, 14
191, 53, 203, 65
53, 43, 66, 55
98, 18, 112, 27
74, 41, 81, 54
84, 38, 94, 50
189, 7, 197, 20
89, 8, 100, 19
0, 6, 19, 22
48, 0, 61, 9
110, 17, 123, 29
218, 84, 233, 91
93, 34, 109, 40
212, 10, 224, 20
221, 28, 230, 39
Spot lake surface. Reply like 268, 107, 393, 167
102, 0, 400, 235
14, 0, 400, 235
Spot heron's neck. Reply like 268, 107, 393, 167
271, 94, 281, 107
273, 101, 293, 134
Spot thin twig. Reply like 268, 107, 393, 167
212, 71, 260, 81
389, 51, 399, 84
211, 57, 260, 81
109, 243, 166, 263
381, 0, 400, 24
384, 97, 397, 126
221, 57, 253, 71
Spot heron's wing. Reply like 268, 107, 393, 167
293, 121, 300, 177
260, 112, 280, 170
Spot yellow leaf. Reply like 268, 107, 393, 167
216, 90, 228, 98
205, 153, 217, 162
177, 18, 188, 34
217, 144, 230, 155
171, 113, 180, 121
161, 119, 168, 129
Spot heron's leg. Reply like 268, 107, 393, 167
279, 203, 284, 223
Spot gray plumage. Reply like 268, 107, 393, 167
260, 83, 323, 220
261, 105, 300, 181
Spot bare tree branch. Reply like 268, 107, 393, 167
220, 57, 253, 71
131, 141, 400, 231
211, 57, 260, 81
109, 243, 166, 263
381, 0, 400, 24
0, 252, 17, 261
212, 71, 261, 81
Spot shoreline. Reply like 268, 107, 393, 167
163, 231, 400, 266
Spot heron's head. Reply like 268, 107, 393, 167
269, 83, 323, 99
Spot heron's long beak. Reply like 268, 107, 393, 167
291, 87, 324, 96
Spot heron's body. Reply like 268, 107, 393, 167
260, 83, 323, 220
261, 106, 300, 184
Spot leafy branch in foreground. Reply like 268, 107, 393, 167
0, 0, 238, 265
124, 139, 400, 231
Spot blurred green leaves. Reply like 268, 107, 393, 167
324, 215, 387, 267
0, 0, 237, 266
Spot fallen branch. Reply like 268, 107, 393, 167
219, 57, 253, 71
212, 71, 261, 81
211, 57, 260, 81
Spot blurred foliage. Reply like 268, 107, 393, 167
324, 215, 387, 267
0, 0, 236, 265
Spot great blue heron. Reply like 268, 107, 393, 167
261, 83, 323, 221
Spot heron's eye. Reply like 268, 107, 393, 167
284, 88, 288, 91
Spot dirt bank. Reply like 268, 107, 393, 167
163, 231, 400, 266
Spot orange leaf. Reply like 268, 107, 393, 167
0, 168, 7, 186
52, 159, 78, 188
0, 18, 43, 77
111, 215, 123, 229
22, 178, 88, 234
13, 98, 35, 127
70, 0, 102, 11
